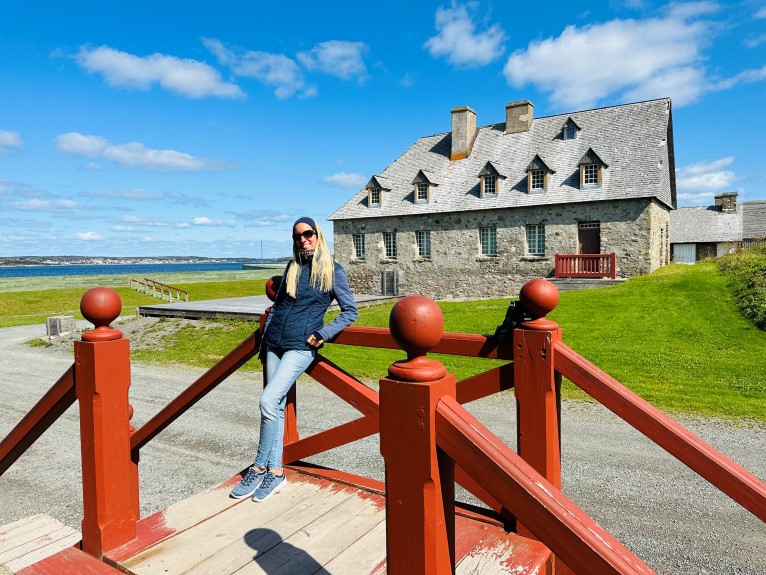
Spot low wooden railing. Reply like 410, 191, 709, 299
129, 277, 188, 301
555, 252, 616, 279
2, 278, 765, 572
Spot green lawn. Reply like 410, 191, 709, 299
5, 263, 765, 420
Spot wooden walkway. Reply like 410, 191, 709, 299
0, 514, 80, 572
102, 470, 550, 575
137, 294, 396, 321
5, 470, 551, 574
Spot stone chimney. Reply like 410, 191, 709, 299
714, 192, 738, 213
450, 106, 477, 161
505, 100, 534, 134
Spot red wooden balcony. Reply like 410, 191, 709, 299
555, 252, 616, 279
1, 280, 764, 574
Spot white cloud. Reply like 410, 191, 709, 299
322, 172, 367, 188
121, 214, 174, 227
0, 130, 22, 154
164, 191, 208, 206
678, 156, 734, 176
754, 6, 766, 18
111, 225, 134, 232
75, 45, 244, 99
709, 65, 766, 91
11, 197, 76, 212
56, 133, 108, 157
297, 41, 368, 82
75, 231, 103, 241
745, 34, 766, 48
12, 199, 52, 211
424, 2, 506, 68
84, 188, 161, 200
676, 156, 737, 193
192, 216, 235, 226
503, 7, 714, 108
204, 38, 308, 99
56, 132, 235, 172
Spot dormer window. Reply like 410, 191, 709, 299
477, 162, 504, 198
365, 175, 391, 208
526, 155, 554, 193
416, 182, 429, 203
412, 170, 438, 204
562, 117, 581, 140
579, 149, 608, 189
483, 175, 497, 196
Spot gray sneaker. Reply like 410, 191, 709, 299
252, 471, 287, 502
230, 467, 266, 499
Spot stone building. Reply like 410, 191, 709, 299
670, 192, 766, 263
330, 98, 677, 299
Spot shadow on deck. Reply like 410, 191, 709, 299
11, 469, 550, 575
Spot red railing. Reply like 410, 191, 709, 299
2, 279, 765, 573
555, 252, 616, 279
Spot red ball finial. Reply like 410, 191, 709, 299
80, 287, 123, 342
265, 275, 282, 302
518, 279, 560, 330
388, 296, 447, 382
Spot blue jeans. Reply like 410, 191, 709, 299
254, 347, 314, 470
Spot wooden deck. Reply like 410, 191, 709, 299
0, 514, 81, 572
101, 469, 551, 575
137, 294, 397, 321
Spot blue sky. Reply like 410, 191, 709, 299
1, 0, 765, 258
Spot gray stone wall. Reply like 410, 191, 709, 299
333, 198, 669, 299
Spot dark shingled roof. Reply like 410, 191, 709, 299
331, 98, 675, 221
743, 200, 766, 239
670, 206, 742, 243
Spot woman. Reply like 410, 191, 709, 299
230, 216, 358, 502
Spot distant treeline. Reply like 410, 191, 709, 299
0, 256, 292, 267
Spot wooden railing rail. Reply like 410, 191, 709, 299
0, 366, 76, 476
435, 395, 655, 575
554, 252, 616, 279
331, 325, 514, 359
130, 331, 261, 452
555, 342, 766, 523
137, 277, 189, 302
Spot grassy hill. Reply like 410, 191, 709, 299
4, 261, 764, 420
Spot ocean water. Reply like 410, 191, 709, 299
0, 262, 246, 278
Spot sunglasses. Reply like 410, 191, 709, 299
292, 229, 316, 242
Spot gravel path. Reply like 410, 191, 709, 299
1, 320, 764, 574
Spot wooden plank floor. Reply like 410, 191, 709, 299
0, 514, 81, 572
136, 294, 396, 321
112, 470, 550, 575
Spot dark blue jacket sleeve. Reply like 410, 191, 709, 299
316, 263, 358, 342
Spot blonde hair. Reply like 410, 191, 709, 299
285, 220, 334, 297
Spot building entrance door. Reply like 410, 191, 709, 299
578, 222, 601, 254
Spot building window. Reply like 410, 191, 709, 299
480, 226, 497, 256
369, 187, 381, 207
482, 175, 497, 197
384, 232, 397, 259
353, 234, 365, 259
564, 126, 577, 140
582, 163, 599, 185
415, 182, 429, 203
416, 230, 431, 258
530, 170, 545, 191
526, 224, 545, 256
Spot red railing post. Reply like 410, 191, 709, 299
513, 279, 576, 574
74, 288, 137, 558
380, 296, 456, 575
